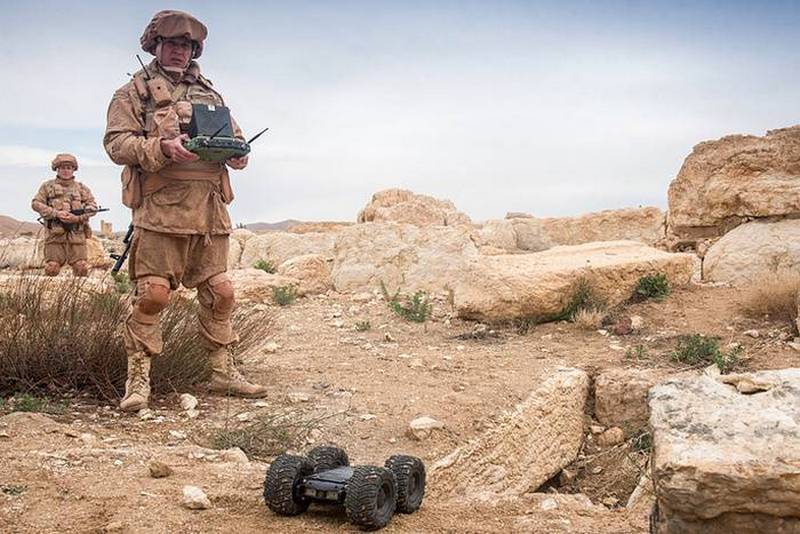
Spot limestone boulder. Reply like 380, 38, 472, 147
454, 241, 697, 322
357, 188, 471, 227
509, 207, 666, 252
431, 368, 589, 501
649, 369, 800, 532
667, 125, 800, 245
703, 218, 800, 285
594, 368, 672, 432
0, 237, 40, 269
86, 236, 112, 268
228, 268, 302, 304
277, 254, 332, 295
238, 231, 335, 271
473, 220, 518, 251
331, 222, 478, 293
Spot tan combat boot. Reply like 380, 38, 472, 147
119, 351, 151, 412
207, 347, 268, 398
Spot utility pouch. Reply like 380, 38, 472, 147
121, 166, 143, 209
146, 78, 172, 107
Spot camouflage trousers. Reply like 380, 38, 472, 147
124, 228, 236, 355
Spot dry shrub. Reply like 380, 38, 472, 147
0, 274, 271, 401
210, 409, 320, 460
573, 307, 606, 330
740, 272, 800, 326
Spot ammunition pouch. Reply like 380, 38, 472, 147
122, 166, 144, 209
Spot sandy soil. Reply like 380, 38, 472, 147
1, 283, 798, 533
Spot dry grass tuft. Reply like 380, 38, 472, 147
0, 274, 271, 401
740, 272, 800, 326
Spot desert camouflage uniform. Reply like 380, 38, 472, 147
31, 175, 96, 277
104, 10, 266, 412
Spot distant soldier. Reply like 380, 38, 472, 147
31, 153, 97, 277
103, 10, 267, 412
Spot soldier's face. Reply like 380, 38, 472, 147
56, 164, 75, 180
160, 38, 193, 68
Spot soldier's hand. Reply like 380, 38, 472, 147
160, 134, 199, 163
226, 155, 249, 170
56, 211, 79, 223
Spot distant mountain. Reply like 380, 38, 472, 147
243, 219, 303, 232
242, 220, 353, 234
0, 215, 43, 237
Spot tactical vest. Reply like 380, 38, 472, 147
42, 180, 92, 238
121, 64, 234, 209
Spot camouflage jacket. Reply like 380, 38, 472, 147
31, 178, 97, 240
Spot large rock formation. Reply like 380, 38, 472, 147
507, 207, 665, 252
667, 125, 800, 246
702, 218, 800, 285
237, 231, 335, 270
331, 222, 478, 293
454, 241, 697, 322
0, 236, 110, 270
357, 188, 471, 226
649, 369, 800, 533
228, 268, 302, 304
277, 254, 332, 295
431, 368, 589, 501
0, 237, 40, 269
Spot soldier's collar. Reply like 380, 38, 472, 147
55, 177, 75, 185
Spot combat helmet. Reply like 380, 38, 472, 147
51, 153, 78, 171
140, 10, 208, 59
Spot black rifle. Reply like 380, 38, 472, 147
111, 224, 134, 274
41, 206, 110, 233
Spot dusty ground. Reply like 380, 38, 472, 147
1, 281, 798, 533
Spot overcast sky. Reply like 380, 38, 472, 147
1, 0, 798, 230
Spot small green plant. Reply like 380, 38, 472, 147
389, 291, 433, 323
634, 274, 670, 301
671, 334, 742, 373
1, 484, 27, 497
555, 277, 606, 321
10, 393, 67, 415
272, 285, 298, 306
625, 344, 650, 361
380, 281, 432, 323
354, 320, 371, 332
714, 344, 743, 374
110, 271, 132, 294
254, 259, 276, 274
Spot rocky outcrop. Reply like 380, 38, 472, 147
649, 369, 800, 533
432, 368, 589, 501
510, 208, 666, 252
228, 268, 302, 304
237, 231, 335, 270
331, 222, 478, 293
667, 125, 800, 246
277, 254, 332, 295
702, 218, 800, 285
454, 241, 697, 322
0, 237, 40, 269
474, 208, 666, 254
0, 236, 110, 270
594, 368, 671, 432
357, 188, 471, 226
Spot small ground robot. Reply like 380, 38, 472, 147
263, 445, 426, 530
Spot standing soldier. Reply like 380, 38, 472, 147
31, 153, 97, 277
103, 10, 267, 412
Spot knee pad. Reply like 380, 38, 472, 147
200, 273, 235, 318
71, 260, 89, 277
44, 261, 61, 277
134, 276, 171, 317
